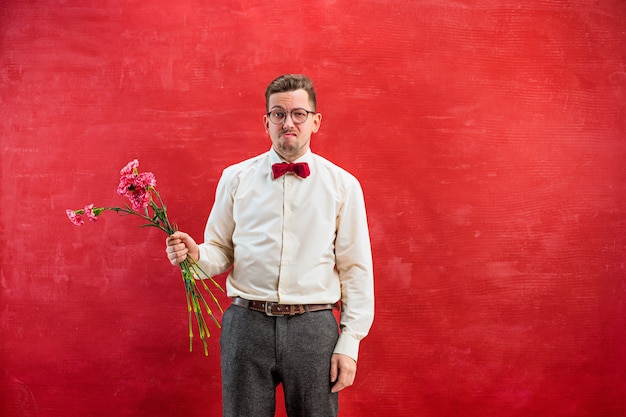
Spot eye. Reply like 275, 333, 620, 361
293, 110, 307, 119
269, 110, 286, 122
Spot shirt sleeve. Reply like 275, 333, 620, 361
332, 177, 375, 361
196, 169, 236, 277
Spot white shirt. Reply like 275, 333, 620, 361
197, 148, 374, 361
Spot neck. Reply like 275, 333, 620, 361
273, 146, 308, 163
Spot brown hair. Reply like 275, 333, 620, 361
265, 74, 317, 111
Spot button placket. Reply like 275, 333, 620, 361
277, 175, 296, 300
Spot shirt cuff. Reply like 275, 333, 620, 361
333, 333, 361, 362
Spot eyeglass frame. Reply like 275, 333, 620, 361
266, 107, 317, 125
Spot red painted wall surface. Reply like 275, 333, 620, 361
1, 1, 625, 416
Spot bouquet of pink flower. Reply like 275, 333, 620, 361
67, 159, 223, 356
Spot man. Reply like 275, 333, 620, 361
166, 74, 374, 417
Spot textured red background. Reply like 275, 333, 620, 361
1, 1, 625, 416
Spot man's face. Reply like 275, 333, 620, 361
264, 89, 322, 162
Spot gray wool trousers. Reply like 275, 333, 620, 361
220, 304, 340, 417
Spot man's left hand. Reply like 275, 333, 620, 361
330, 353, 357, 393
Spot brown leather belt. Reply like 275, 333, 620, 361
232, 297, 338, 316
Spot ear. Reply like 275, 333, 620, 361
311, 112, 322, 133
263, 114, 270, 134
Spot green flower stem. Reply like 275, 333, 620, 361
180, 258, 223, 356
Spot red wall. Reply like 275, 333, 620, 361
1, 1, 625, 416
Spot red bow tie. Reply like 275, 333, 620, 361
272, 162, 310, 179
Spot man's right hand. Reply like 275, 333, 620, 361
165, 231, 199, 265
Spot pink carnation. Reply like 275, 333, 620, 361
66, 209, 84, 226
117, 160, 156, 211
127, 189, 151, 211
120, 159, 139, 176
138, 171, 156, 188
84, 204, 98, 222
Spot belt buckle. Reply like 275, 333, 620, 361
264, 301, 278, 316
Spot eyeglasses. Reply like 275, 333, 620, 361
266, 108, 316, 125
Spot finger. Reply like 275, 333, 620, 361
170, 246, 189, 258
167, 231, 188, 244
331, 380, 346, 393
169, 252, 188, 265
166, 242, 187, 254
331, 371, 355, 393
330, 357, 339, 383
